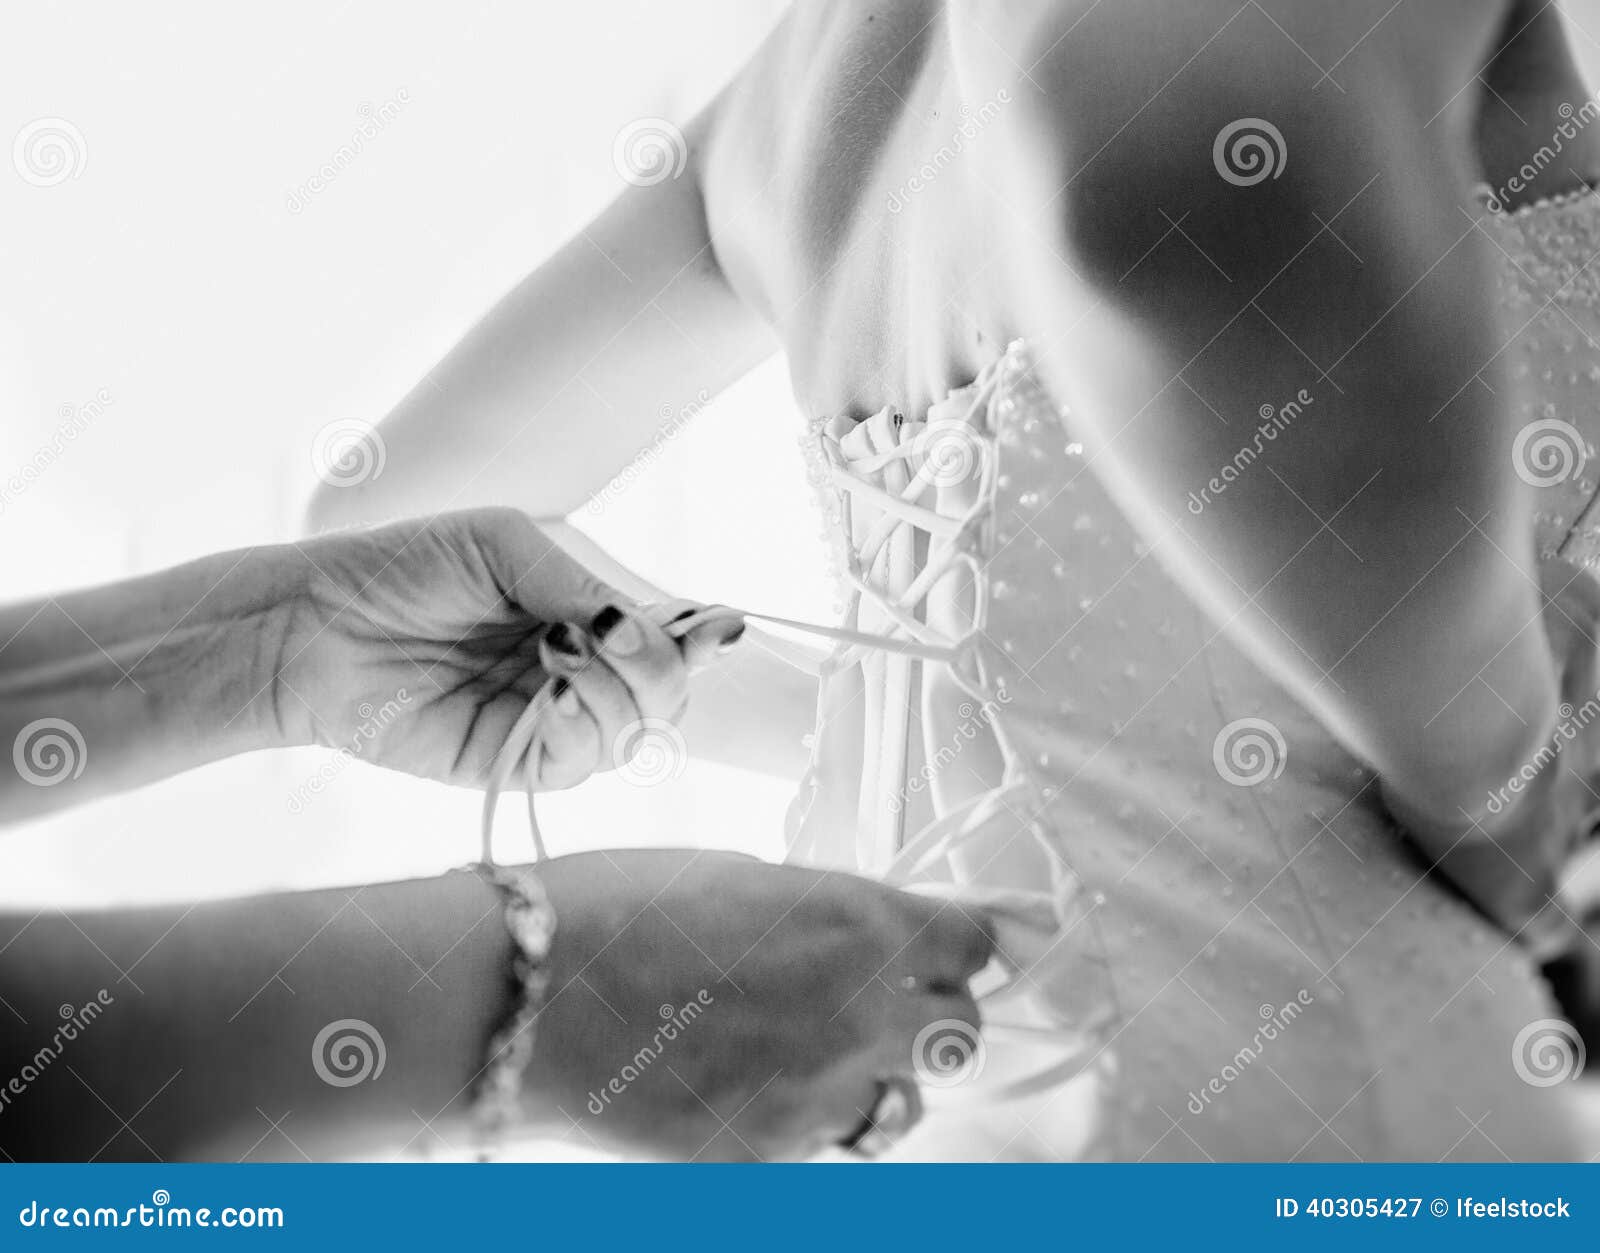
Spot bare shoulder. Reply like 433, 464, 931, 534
692, 2, 946, 320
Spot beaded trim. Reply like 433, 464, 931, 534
798, 414, 855, 616
1474, 178, 1600, 218
471, 861, 558, 1141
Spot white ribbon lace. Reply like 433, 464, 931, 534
478, 346, 1101, 1122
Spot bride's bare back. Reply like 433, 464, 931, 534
697, 1, 1592, 416
688, 0, 1600, 945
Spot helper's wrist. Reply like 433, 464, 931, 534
247, 542, 325, 751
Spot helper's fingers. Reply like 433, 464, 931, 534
555, 655, 657, 776
534, 678, 602, 791
834, 1075, 925, 1160
640, 600, 745, 671
884, 891, 997, 987
804, 1073, 907, 1160
469, 506, 629, 626
680, 614, 746, 669
750, 1056, 906, 1162
798, 1016, 949, 1159
586, 605, 690, 720
883, 988, 984, 1077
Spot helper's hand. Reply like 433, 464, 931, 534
525, 850, 994, 1161
275, 508, 742, 789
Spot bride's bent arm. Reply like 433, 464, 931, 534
305, 123, 777, 530
303, 119, 812, 779
1007, 0, 1593, 948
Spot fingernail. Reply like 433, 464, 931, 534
592, 605, 643, 656
854, 1128, 894, 1158
551, 678, 581, 717
545, 624, 583, 659
873, 1085, 911, 1135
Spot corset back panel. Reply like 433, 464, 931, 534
785, 188, 1600, 1160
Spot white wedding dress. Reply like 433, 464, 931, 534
783, 187, 1600, 1161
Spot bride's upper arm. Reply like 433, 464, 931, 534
304, 96, 778, 534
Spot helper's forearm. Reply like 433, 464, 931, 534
0, 546, 300, 823
0, 870, 515, 1161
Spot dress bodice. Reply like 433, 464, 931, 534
785, 187, 1600, 1161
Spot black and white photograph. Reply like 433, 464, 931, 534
5, 0, 1600, 1191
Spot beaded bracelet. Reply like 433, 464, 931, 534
470, 638, 563, 1140
471, 860, 558, 1141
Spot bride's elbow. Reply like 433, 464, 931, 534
302, 478, 354, 536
